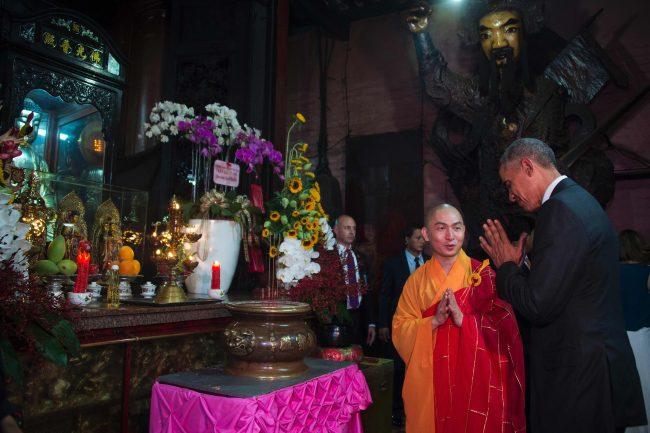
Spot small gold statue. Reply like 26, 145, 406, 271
91, 199, 122, 271
98, 220, 122, 273
17, 172, 56, 257
55, 192, 88, 259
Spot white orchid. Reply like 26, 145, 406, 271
204, 102, 242, 147
143, 101, 194, 143
0, 192, 32, 275
276, 237, 320, 285
319, 218, 336, 250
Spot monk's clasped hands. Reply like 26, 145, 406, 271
432, 289, 463, 329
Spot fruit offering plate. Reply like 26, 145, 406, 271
119, 274, 143, 282
37, 273, 103, 281
92, 275, 143, 285
122, 294, 222, 306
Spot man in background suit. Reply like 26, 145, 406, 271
377, 224, 428, 427
333, 214, 376, 347
481, 138, 646, 433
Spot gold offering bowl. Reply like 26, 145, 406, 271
184, 232, 202, 243
223, 301, 316, 380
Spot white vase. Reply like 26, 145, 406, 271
184, 219, 242, 295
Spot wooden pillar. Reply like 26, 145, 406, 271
120, 0, 168, 155
273, 0, 289, 153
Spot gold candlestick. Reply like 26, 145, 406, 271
153, 252, 186, 303
148, 196, 201, 304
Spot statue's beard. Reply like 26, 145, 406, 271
478, 45, 532, 116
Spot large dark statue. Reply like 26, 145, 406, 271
409, 0, 619, 255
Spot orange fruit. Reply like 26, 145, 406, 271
118, 246, 135, 261
118, 260, 135, 276
132, 259, 141, 276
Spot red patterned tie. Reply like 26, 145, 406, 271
345, 248, 359, 308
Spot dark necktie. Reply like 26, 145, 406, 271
345, 248, 359, 308
414, 256, 420, 270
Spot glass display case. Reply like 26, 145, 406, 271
26, 169, 148, 260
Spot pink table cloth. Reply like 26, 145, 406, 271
149, 363, 372, 433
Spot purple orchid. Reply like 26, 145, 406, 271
180, 116, 221, 158
234, 131, 284, 179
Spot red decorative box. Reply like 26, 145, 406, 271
311, 345, 364, 362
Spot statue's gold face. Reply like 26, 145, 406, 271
479, 10, 522, 66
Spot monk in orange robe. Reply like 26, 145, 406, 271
393, 204, 526, 433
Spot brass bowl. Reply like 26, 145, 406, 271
223, 301, 316, 379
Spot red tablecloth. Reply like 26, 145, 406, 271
149, 363, 372, 433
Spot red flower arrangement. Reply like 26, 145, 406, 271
0, 259, 80, 383
288, 247, 367, 324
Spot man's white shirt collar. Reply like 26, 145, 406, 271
542, 175, 567, 204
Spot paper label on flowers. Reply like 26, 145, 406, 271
213, 160, 240, 187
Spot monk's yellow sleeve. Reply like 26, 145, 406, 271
392, 270, 434, 368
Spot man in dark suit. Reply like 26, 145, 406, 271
333, 214, 376, 347
480, 138, 646, 433
377, 224, 428, 427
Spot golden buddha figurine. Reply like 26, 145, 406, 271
97, 219, 122, 272
17, 172, 55, 257
55, 192, 88, 259
91, 199, 122, 270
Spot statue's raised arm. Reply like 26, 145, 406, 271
407, 2, 478, 123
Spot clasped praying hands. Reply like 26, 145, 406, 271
479, 219, 527, 269
431, 288, 464, 329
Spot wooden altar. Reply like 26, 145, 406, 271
5, 300, 233, 433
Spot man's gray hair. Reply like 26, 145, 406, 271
499, 137, 557, 169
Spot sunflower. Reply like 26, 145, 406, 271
269, 246, 278, 258
261, 228, 270, 238
289, 178, 303, 193
286, 229, 297, 238
309, 188, 321, 202
301, 238, 314, 249
293, 221, 302, 230
269, 211, 280, 221
300, 217, 309, 225
296, 113, 306, 123
292, 210, 300, 217
310, 232, 319, 244
305, 200, 315, 212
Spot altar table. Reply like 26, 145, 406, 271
149, 359, 372, 433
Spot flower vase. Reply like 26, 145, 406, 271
316, 322, 354, 348
313, 321, 364, 362
184, 218, 242, 295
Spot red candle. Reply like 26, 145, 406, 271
211, 261, 221, 289
74, 240, 92, 293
